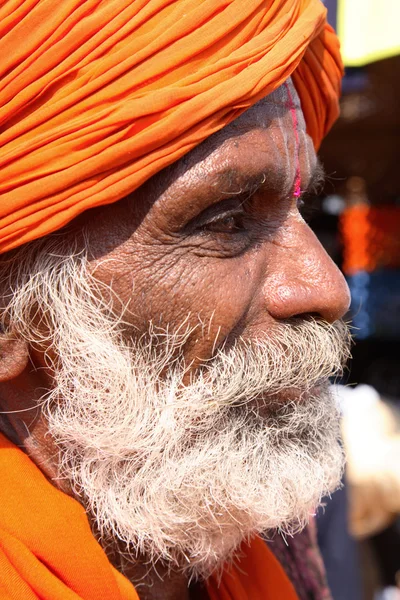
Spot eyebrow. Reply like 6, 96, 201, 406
206, 158, 326, 202
160, 153, 327, 228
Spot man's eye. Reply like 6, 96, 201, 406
201, 213, 244, 234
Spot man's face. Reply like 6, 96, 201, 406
2, 81, 351, 578
81, 81, 349, 365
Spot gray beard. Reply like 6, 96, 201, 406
43, 327, 347, 579
4, 252, 350, 578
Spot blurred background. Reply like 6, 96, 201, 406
312, 2, 400, 599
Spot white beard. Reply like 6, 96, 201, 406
8, 253, 350, 579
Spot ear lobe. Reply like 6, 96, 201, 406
0, 336, 29, 381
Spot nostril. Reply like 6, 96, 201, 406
265, 277, 349, 324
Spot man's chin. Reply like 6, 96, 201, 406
74, 387, 343, 579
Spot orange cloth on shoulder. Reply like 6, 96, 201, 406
0, 0, 342, 254
0, 433, 298, 599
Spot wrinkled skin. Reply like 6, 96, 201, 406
0, 81, 350, 600
79, 82, 349, 361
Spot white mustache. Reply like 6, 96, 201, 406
157, 317, 351, 413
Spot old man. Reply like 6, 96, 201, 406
0, 1, 351, 599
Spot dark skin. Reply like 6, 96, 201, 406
0, 84, 350, 600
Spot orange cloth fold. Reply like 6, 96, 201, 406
0, 432, 299, 599
0, 0, 342, 254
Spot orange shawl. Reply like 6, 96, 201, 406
0, 433, 298, 599
0, 0, 342, 254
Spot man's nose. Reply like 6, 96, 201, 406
264, 221, 351, 324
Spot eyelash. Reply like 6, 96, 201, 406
201, 194, 319, 232
199, 209, 245, 234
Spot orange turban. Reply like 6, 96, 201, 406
0, 0, 343, 254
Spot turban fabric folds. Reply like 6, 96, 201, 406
0, 0, 343, 254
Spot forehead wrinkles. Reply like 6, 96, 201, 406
155, 78, 315, 208
220, 79, 315, 196
257, 79, 313, 197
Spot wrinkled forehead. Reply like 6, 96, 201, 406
160, 78, 315, 198
232, 77, 306, 132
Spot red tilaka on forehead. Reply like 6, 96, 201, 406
284, 81, 302, 200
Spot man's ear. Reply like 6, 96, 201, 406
0, 334, 29, 381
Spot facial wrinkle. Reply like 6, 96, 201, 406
158, 78, 308, 216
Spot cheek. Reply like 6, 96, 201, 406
89, 230, 262, 361
169, 259, 258, 362
106, 254, 258, 358
181, 261, 256, 344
